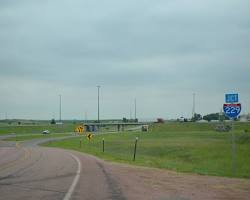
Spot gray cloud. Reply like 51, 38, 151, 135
0, 0, 250, 119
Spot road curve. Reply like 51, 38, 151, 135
0, 146, 78, 199
1, 137, 250, 200
0, 138, 126, 200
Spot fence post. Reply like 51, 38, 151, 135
133, 137, 138, 161
102, 138, 105, 152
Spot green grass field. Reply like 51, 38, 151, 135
4, 133, 72, 141
0, 124, 78, 135
43, 122, 250, 179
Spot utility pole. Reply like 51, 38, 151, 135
97, 86, 100, 123
192, 93, 195, 119
134, 98, 137, 121
84, 111, 88, 123
59, 94, 62, 122
130, 107, 132, 120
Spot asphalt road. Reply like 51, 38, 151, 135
0, 137, 126, 200
1, 136, 250, 200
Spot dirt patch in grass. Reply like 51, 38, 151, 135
107, 162, 250, 200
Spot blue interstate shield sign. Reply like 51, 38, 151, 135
223, 103, 241, 118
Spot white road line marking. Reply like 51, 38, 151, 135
63, 153, 81, 200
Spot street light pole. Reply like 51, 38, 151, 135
59, 94, 62, 122
192, 93, 195, 119
134, 98, 137, 121
97, 86, 100, 123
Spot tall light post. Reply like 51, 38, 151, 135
192, 93, 195, 119
130, 107, 132, 120
97, 86, 100, 123
59, 94, 62, 122
134, 98, 137, 121
84, 111, 88, 123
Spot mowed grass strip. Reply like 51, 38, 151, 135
0, 124, 77, 135
5, 133, 72, 141
44, 124, 250, 178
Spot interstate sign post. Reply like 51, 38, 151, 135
223, 93, 241, 176
223, 93, 241, 119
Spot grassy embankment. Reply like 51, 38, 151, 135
5, 133, 72, 141
44, 122, 250, 178
0, 123, 77, 135
0, 123, 79, 141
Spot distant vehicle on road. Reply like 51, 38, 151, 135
42, 130, 50, 134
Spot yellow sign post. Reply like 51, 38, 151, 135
87, 133, 93, 140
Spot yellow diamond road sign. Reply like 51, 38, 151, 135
75, 126, 84, 133
87, 133, 93, 140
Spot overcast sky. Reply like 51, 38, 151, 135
0, 0, 250, 120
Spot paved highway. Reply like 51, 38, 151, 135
0, 137, 126, 200
1, 137, 250, 200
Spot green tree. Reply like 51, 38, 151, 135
50, 118, 56, 124
191, 113, 202, 121
203, 113, 229, 121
